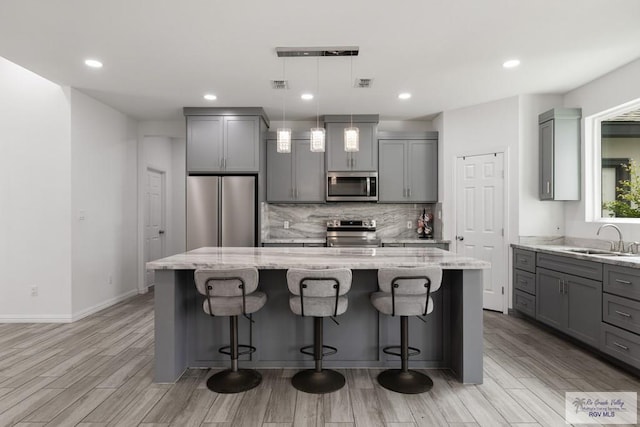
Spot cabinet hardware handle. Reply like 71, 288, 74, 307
615, 310, 632, 318
408, 188, 411, 197
519, 279, 527, 283
295, 188, 299, 198
613, 342, 629, 351
291, 188, 294, 198
563, 279, 567, 294
521, 301, 528, 306
521, 259, 528, 264
558, 279, 562, 293
546, 181, 550, 194
616, 279, 632, 285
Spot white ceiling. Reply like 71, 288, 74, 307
1, 0, 639, 122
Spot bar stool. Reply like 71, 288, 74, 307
194, 267, 267, 393
371, 266, 442, 394
287, 268, 352, 394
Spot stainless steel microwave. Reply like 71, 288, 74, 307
326, 172, 378, 202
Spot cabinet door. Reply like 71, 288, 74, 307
565, 274, 602, 347
408, 140, 438, 202
350, 123, 377, 171
535, 267, 564, 329
326, 123, 351, 171
266, 140, 294, 202
378, 140, 407, 202
224, 116, 259, 172
187, 116, 223, 172
294, 140, 325, 202
539, 119, 554, 200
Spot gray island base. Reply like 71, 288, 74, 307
147, 247, 489, 384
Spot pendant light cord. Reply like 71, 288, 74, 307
349, 53, 353, 128
282, 58, 286, 126
316, 57, 320, 129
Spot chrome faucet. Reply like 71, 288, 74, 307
596, 223, 625, 252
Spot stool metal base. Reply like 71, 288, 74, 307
206, 368, 262, 393
377, 369, 433, 394
291, 369, 345, 394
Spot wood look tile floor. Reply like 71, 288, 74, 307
1, 292, 639, 427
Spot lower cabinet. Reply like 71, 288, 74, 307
536, 266, 602, 348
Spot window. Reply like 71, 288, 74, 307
600, 113, 640, 218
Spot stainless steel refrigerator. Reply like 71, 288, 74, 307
187, 176, 256, 250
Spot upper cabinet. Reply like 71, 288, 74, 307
325, 115, 379, 172
378, 132, 438, 203
266, 133, 325, 203
184, 107, 269, 173
539, 108, 581, 200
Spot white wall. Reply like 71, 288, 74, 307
563, 58, 640, 242
70, 89, 138, 319
0, 57, 73, 321
440, 96, 520, 245
171, 138, 186, 255
518, 94, 565, 237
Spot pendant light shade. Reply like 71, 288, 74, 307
276, 128, 292, 153
310, 128, 325, 152
344, 127, 359, 152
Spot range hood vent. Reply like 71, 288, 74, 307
354, 78, 373, 88
276, 46, 359, 57
271, 80, 289, 90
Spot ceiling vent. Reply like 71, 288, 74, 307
271, 80, 289, 90
354, 78, 373, 88
276, 46, 359, 57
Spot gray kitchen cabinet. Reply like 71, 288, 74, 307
266, 135, 325, 203
378, 135, 438, 203
512, 248, 536, 318
601, 264, 640, 369
535, 251, 602, 347
185, 108, 268, 173
538, 108, 581, 200
325, 115, 378, 172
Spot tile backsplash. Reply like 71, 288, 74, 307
263, 203, 437, 239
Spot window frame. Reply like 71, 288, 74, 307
585, 97, 640, 223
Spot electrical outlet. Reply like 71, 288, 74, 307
108, 275, 113, 285
284, 221, 290, 229
407, 220, 412, 229
31, 286, 38, 296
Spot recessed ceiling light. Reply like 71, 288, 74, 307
398, 93, 412, 100
301, 93, 314, 100
203, 94, 217, 101
503, 59, 521, 69
84, 59, 103, 68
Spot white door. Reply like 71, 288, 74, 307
456, 153, 505, 312
145, 168, 165, 287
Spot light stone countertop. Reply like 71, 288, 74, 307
147, 246, 490, 271
261, 238, 326, 244
512, 243, 640, 268
381, 238, 450, 244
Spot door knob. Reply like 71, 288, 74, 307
456, 235, 464, 241
159, 230, 165, 234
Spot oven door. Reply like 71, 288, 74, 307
326, 236, 381, 248
326, 172, 378, 202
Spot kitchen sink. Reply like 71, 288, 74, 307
564, 248, 637, 257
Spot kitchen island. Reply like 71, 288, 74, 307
146, 247, 489, 384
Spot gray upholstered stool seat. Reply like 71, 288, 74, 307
371, 266, 442, 394
287, 268, 352, 394
194, 267, 266, 393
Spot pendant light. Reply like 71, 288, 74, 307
310, 57, 325, 152
277, 58, 291, 153
344, 53, 359, 152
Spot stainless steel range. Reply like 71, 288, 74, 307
326, 219, 381, 248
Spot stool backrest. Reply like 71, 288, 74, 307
377, 267, 442, 295
287, 268, 352, 297
194, 267, 259, 297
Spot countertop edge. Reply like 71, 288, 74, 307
511, 243, 640, 268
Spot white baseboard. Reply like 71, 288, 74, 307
0, 314, 73, 323
0, 289, 141, 324
71, 289, 139, 322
